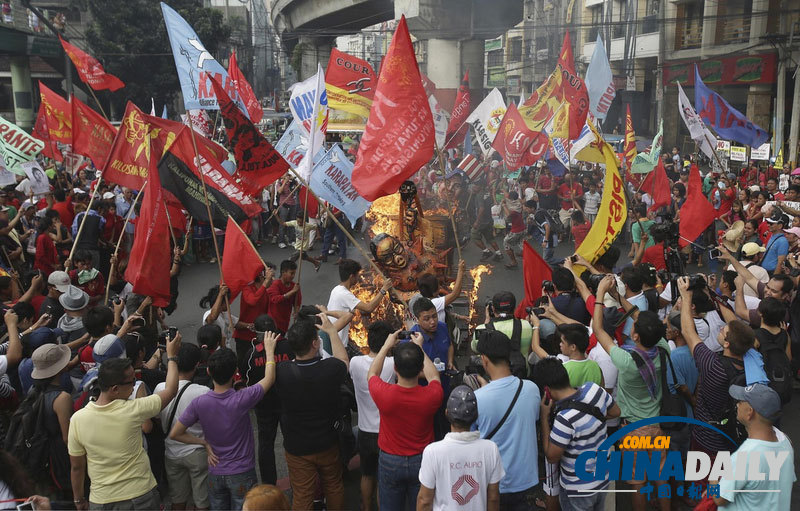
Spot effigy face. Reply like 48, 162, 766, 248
370, 233, 447, 292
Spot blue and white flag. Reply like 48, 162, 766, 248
585, 36, 615, 121
275, 121, 325, 169
310, 145, 371, 227
161, 2, 243, 112
289, 64, 328, 181
161, 104, 168, 119
694, 65, 768, 148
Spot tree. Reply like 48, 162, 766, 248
82, 0, 231, 118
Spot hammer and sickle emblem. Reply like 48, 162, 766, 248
346, 77, 371, 94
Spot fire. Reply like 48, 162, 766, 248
366, 193, 401, 238
467, 265, 491, 325
348, 273, 410, 347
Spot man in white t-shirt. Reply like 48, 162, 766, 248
348, 321, 397, 511
418, 385, 504, 511
154, 343, 210, 510
327, 259, 391, 347
409, 259, 467, 323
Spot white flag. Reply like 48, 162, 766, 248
677, 82, 716, 160
465, 88, 507, 155
289, 63, 329, 181
428, 95, 448, 148
585, 36, 615, 121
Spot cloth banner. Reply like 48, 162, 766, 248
694, 66, 768, 148
678, 165, 717, 248
429, 95, 449, 149
570, 120, 604, 163
71, 97, 116, 169
677, 82, 717, 160
221, 216, 264, 298
210, 75, 289, 194
181, 109, 214, 138
309, 144, 371, 227
38, 82, 72, 144
0, 116, 44, 175
228, 50, 262, 123
275, 121, 326, 170
514, 241, 553, 319
631, 120, 663, 174
289, 63, 329, 181
59, 35, 124, 91
575, 124, 627, 263
585, 35, 615, 121
466, 88, 506, 155
623, 105, 637, 170
325, 48, 376, 119
445, 70, 471, 149
351, 16, 434, 202
491, 103, 538, 171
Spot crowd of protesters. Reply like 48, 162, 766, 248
0, 141, 795, 511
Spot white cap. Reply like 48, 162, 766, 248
102, 192, 115, 200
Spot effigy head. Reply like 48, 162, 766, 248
399, 180, 417, 203
370, 233, 409, 270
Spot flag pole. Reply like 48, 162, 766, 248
69, 175, 103, 260
433, 140, 462, 260
294, 184, 311, 290
87, 88, 109, 122
103, 182, 145, 303
184, 114, 236, 343
703, 132, 726, 171
162, 201, 179, 251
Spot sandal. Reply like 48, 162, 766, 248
504, 263, 519, 269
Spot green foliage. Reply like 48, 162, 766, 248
84, 0, 231, 116
290, 42, 309, 77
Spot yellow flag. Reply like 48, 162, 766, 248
575, 136, 627, 264
518, 71, 562, 132
775, 148, 783, 169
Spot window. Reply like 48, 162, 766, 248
509, 37, 522, 62
588, 5, 602, 41
487, 49, 503, 68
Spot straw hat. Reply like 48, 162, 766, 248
722, 221, 745, 252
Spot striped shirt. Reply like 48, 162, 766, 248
549, 382, 613, 496
692, 343, 735, 452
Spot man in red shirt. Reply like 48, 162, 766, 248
710, 174, 735, 219
633, 228, 667, 271
368, 330, 442, 511
51, 188, 74, 230
234, 264, 274, 373
557, 173, 583, 236
266, 260, 300, 333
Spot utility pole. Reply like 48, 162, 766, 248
656, 0, 665, 127
774, 0, 787, 161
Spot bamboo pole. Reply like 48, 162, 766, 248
87, 88, 109, 122
103, 183, 145, 304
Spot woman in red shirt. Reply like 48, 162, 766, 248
33, 216, 60, 276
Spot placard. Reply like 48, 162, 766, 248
715, 140, 730, 158
750, 142, 770, 160
730, 146, 747, 162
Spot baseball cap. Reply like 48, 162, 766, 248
47, 270, 71, 292
24, 327, 64, 351
447, 385, 478, 423
92, 334, 127, 363
31, 344, 71, 380
741, 242, 766, 257
20, 200, 34, 210
102, 192, 115, 200
729, 383, 781, 421
785, 227, 800, 237
476, 330, 511, 360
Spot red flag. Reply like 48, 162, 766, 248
325, 48, 377, 119
38, 82, 72, 144
221, 216, 264, 298
555, 32, 589, 140
352, 16, 434, 202
166, 204, 187, 233
623, 105, 637, 170
228, 51, 262, 123
298, 186, 319, 219
492, 103, 538, 171
102, 102, 149, 189
71, 97, 116, 169
641, 159, 671, 213
678, 165, 716, 248
515, 241, 553, 319
33, 106, 62, 162
420, 73, 437, 96
209, 75, 289, 195
59, 36, 124, 92
445, 69, 471, 149
124, 170, 171, 306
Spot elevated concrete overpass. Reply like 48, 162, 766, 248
271, 0, 523, 112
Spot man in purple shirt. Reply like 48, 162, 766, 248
170, 332, 279, 511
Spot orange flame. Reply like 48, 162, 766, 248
468, 265, 491, 325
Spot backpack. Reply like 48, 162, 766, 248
548, 397, 606, 428
4, 389, 50, 481
631, 347, 687, 431
486, 319, 528, 379
755, 328, 793, 405
535, 209, 564, 237
713, 356, 748, 447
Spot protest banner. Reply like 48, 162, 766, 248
730, 146, 748, 162
309, 145, 371, 227
0, 116, 44, 174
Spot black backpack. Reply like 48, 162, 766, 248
713, 356, 748, 447
486, 319, 528, 379
548, 397, 606, 428
755, 328, 793, 405
535, 209, 565, 237
4, 389, 50, 481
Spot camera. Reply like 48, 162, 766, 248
397, 330, 412, 340
525, 306, 545, 317
586, 273, 608, 294
542, 280, 555, 294
687, 274, 707, 290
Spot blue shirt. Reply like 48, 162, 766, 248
665, 345, 699, 418
71, 209, 106, 238
473, 376, 541, 493
622, 293, 649, 345
411, 322, 451, 390
115, 195, 137, 234
761, 233, 788, 271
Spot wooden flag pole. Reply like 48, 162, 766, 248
103, 183, 146, 304
162, 201, 179, 251
433, 140, 462, 260
703, 132, 726, 171
87, 88, 109, 122
261, 181, 302, 227
184, 114, 236, 343
69, 174, 103, 260
294, 184, 311, 289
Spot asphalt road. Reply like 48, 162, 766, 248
165, 232, 800, 509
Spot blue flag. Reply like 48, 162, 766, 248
694, 66, 768, 148
161, 2, 244, 113
275, 121, 326, 169
161, 104, 168, 119
310, 145, 371, 227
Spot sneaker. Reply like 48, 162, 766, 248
480, 251, 492, 262
278, 242, 287, 249
493, 253, 504, 261
271, 236, 277, 244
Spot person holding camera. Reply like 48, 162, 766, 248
368, 330, 442, 511
471, 291, 532, 378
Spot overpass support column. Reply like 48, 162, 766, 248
10, 56, 34, 130
425, 39, 484, 111
297, 36, 334, 80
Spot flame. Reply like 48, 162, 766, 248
366, 193, 401, 238
348, 273, 409, 347
468, 265, 491, 325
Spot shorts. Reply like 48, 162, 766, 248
357, 429, 379, 477
503, 230, 525, 251
619, 423, 665, 484
470, 225, 494, 243
164, 448, 210, 508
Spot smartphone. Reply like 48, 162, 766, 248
708, 248, 722, 259
16, 502, 34, 511
544, 387, 552, 404
168, 326, 178, 339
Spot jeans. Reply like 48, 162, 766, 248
285, 444, 344, 510
278, 204, 297, 243
558, 491, 606, 511
89, 486, 160, 510
499, 486, 537, 511
207, 468, 257, 511
321, 223, 346, 259
378, 451, 422, 511
254, 405, 281, 485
